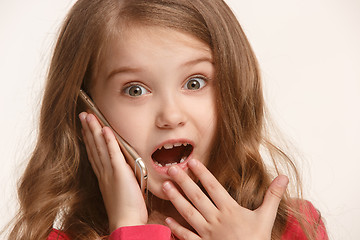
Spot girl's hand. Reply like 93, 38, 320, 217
79, 112, 147, 232
163, 159, 288, 240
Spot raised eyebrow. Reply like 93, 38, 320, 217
106, 57, 213, 80
106, 66, 142, 81
181, 56, 213, 67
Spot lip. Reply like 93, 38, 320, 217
151, 138, 194, 174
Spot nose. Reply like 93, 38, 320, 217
155, 95, 186, 129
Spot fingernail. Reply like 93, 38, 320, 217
163, 181, 172, 191
86, 114, 92, 122
188, 158, 198, 168
165, 217, 172, 225
79, 112, 87, 120
276, 175, 289, 187
168, 166, 179, 176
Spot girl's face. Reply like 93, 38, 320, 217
91, 26, 217, 199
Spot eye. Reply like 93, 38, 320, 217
123, 84, 149, 97
183, 75, 207, 90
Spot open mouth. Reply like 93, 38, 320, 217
151, 142, 193, 167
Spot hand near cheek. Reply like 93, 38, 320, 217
163, 159, 289, 240
79, 112, 147, 233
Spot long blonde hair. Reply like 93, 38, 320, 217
8, 0, 321, 239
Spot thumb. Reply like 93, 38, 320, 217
259, 175, 289, 222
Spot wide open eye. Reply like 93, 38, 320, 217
124, 84, 149, 97
183, 75, 207, 90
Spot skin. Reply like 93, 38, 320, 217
91, 26, 217, 200
79, 26, 289, 239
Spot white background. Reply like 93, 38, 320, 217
1, 1, 359, 239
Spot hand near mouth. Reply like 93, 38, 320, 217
162, 159, 289, 240
79, 112, 148, 233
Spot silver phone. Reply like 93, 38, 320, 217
79, 89, 148, 198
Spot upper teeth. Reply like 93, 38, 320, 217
159, 142, 188, 150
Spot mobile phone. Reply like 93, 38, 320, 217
78, 89, 148, 198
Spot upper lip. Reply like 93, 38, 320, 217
152, 138, 194, 155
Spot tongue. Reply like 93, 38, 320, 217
152, 146, 184, 165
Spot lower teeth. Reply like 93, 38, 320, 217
155, 162, 163, 167
154, 156, 187, 167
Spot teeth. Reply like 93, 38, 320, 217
155, 161, 180, 167
159, 142, 190, 150
180, 156, 186, 163
164, 143, 173, 149
164, 162, 179, 167
154, 157, 188, 167
154, 161, 163, 167
154, 142, 191, 167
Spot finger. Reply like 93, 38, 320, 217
86, 114, 113, 174
81, 127, 100, 177
257, 175, 288, 223
167, 165, 218, 221
79, 112, 103, 174
187, 159, 235, 210
101, 126, 127, 172
162, 181, 207, 233
165, 217, 200, 240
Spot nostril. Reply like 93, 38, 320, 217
155, 100, 187, 128
155, 112, 186, 129
178, 121, 185, 127
156, 121, 185, 129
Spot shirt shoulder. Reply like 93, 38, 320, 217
48, 229, 70, 240
48, 224, 171, 240
281, 200, 328, 240
109, 224, 171, 240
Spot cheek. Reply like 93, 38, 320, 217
191, 95, 217, 160
195, 95, 217, 135
105, 105, 151, 147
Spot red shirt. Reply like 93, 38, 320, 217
48, 201, 328, 240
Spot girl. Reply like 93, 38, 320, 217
8, 0, 328, 239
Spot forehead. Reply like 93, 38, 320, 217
100, 25, 212, 70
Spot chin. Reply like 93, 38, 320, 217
147, 183, 171, 201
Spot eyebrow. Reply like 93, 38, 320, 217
106, 67, 142, 81
180, 56, 213, 67
106, 56, 213, 81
